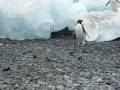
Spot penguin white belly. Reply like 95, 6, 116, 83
75, 24, 86, 45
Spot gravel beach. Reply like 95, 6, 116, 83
0, 30, 120, 90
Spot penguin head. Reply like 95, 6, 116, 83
77, 20, 83, 24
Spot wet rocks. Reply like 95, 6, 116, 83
0, 38, 120, 90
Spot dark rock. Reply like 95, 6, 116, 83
33, 55, 37, 59
69, 52, 74, 56
46, 57, 51, 61
106, 82, 112, 85
2, 67, 10, 71
78, 56, 83, 60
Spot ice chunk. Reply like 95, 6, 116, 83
0, 0, 87, 40
0, 0, 120, 42
83, 10, 120, 42
80, 0, 111, 11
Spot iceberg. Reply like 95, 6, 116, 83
0, 0, 87, 40
0, 0, 120, 42
82, 10, 120, 42
80, 0, 110, 11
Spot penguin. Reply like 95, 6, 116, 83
74, 20, 89, 45
106, 0, 120, 12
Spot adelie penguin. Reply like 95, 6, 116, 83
74, 19, 89, 45
106, 0, 120, 12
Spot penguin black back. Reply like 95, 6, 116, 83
77, 19, 86, 34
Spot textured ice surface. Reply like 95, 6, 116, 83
80, 0, 110, 11
0, 0, 120, 41
0, 0, 87, 40
84, 10, 120, 42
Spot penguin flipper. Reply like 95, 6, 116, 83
81, 24, 89, 38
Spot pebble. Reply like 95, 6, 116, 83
69, 52, 74, 56
56, 85, 64, 90
91, 76, 103, 83
33, 55, 37, 59
15, 84, 19, 88
47, 49, 50, 52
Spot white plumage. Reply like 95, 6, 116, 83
75, 23, 86, 45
